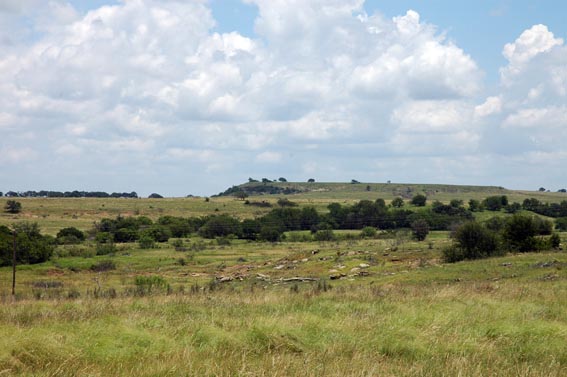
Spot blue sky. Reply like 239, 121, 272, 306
1, 0, 566, 196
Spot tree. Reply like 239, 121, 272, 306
468, 199, 482, 212
482, 195, 508, 211
558, 189, 567, 193
444, 221, 501, 262
411, 194, 427, 207
248, 178, 259, 183
148, 193, 164, 199
504, 214, 537, 252
235, 191, 249, 201
278, 177, 287, 182
4, 200, 22, 214
307, 178, 315, 183
539, 187, 546, 192
56, 227, 85, 244
261, 178, 271, 183
450, 199, 463, 208
351, 179, 360, 184
411, 219, 430, 241
391, 197, 404, 208
555, 217, 567, 231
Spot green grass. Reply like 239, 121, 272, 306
0, 188, 566, 376
0, 234, 566, 376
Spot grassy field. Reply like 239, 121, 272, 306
2, 182, 565, 235
0, 183, 566, 376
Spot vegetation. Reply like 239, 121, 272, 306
0, 182, 566, 375
4, 200, 22, 214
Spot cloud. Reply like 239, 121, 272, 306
501, 24, 564, 84
0, 1, 565, 194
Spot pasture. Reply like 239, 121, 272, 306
0, 183, 566, 376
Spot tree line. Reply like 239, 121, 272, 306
0, 191, 139, 198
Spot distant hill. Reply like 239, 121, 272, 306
216, 181, 508, 199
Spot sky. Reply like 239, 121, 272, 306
0, 0, 566, 197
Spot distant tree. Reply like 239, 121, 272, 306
235, 191, 249, 201
307, 178, 315, 183
482, 195, 508, 211
148, 193, 164, 199
360, 226, 377, 238
556, 217, 567, 231
4, 200, 22, 214
411, 194, 427, 207
468, 199, 482, 212
248, 178, 259, 183
504, 214, 537, 252
56, 227, 85, 245
261, 178, 271, 183
505, 202, 522, 214
449, 199, 464, 208
391, 197, 404, 208
351, 179, 360, 184
558, 189, 567, 193
278, 177, 287, 182
411, 219, 430, 241
539, 187, 546, 192
0, 192, 3, 197
366, 185, 371, 191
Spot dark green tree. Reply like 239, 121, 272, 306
411, 194, 427, 207
411, 219, 430, 241
4, 200, 22, 214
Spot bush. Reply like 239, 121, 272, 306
4, 200, 22, 214
504, 214, 537, 252
556, 217, 567, 231
411, 194, 427, 207
96, 242, 116, 256
482, 195, 508, 211
56, 227, 85, 245
134, 275, 170, 296
90, 260, 116, 272
314, 228, 335, 242
360, 226, 378, 238
550, 233, 561, 249
138, 234, 156, 249
445, 221, 502, 262
411, 219, 430, 241
391, 197, 404, 208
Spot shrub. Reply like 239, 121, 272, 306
96, 242, 116, 256
411, 194, 427, 207
134, 275, 170, 295
504, 214, 537, 252
90, 260, 116, 272
556, 217, 567, 231
391, 197, 404, 208
56, 227, 86, 244
314, 228, 335, 242
445, 221, 502, 262
138, 234, 156, 249
360, 226, 378, 238
550, 233, 561, 249
4, 200, 22, 214
411, 219, 430, 241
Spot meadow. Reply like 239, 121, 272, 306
0, 183, 566, 376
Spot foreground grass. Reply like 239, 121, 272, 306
0, 246, 565, 376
